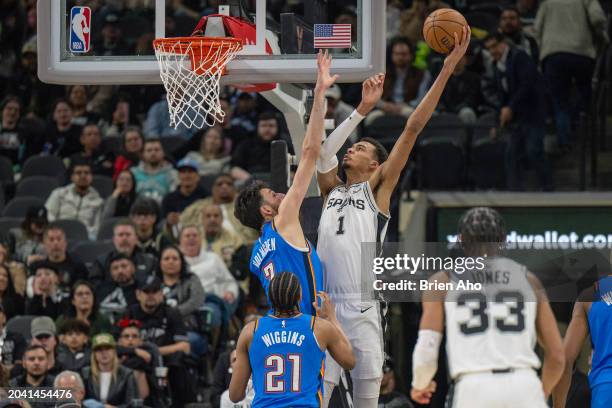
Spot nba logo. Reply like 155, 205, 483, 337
70, 6, 91, 53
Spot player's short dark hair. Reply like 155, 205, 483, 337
458, 207, 506, 243
234, 180, 267, 231
269, 272, 301, 315
360, 137, 389, 164
58, 318, 90, 336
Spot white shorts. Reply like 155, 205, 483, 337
450, 369, 547, 408
325, 301, 385, 382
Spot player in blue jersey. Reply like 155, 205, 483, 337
229, 272, 355, 407
234, 50, 338, 315
553, 275, 612, 408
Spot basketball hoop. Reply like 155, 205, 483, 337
153, 36, 243, 129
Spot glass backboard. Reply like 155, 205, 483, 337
38, 0, 386, 85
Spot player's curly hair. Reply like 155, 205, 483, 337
458, 207, 506, 243
269, 272, 301, 316
234, 180, 267, 231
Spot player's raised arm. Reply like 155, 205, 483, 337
552, 299, 589, 408
527, 273, 565, 399
317, 74, 385, 198
276, 50, 337, 231
370, 26, 471, 195
229, 321, 255, 403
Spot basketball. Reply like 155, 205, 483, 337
423, 8, 469, 54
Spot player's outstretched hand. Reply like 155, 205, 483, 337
444, 26, 471, 69
358, 73, 385, 114
315, 50, 339, 92
410, 381, 437, 405
313, 291, 337, 321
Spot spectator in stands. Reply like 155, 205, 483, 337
55, 318, 91, 372
131, 138, 178, 203
0, 304, 26, 371
0, 95, 41, 167
46, 160, 104, 238
435, 51, 482, 124
143, 95, 198, 140
0, 264, 24, 320
0, 0, 25, 78
157, 245, 206, 357
0, 241, 26, 297
81, 333, 139, 406
5, 38, 64, 119
24, 317, 65, 377
218, 96, 249, 151
185, 127, 231, 176
15, 205, 47, 265
231, 93, 258, 133
386, 0, 404, 39
375, 36, 428, 120
105, 97, 133, 139
210, 345, 235, 408
26, 261, 69, 319
484, 33, 552, 191
231, 112, 281, 181
91, 219, 155, 284
113, 127, 144, 181
179, 225, 238, 349
325, 85, 360, 142
378, 358, 413, 408
202, 204, 244, 268
130, 198, 169, 257
9, 345, 55, 389
127, 276, 196, 405
39, 224, 88, 292
161, 157, 209, 234
93, 12, 129, 56
116, 320, 157, 405
535, 0, 609, 150
96, 254, 139, 324
66, 86, 102, 128
68, 124, 114, 177
54, 371, 86, 405
46, 99, 82, 157
516, 0, 539, 28
102, 170, 138, 219
181, 173, 258, 243
56, 281, 112, 337
399, 0, 449, 49
499, 6, 539, 61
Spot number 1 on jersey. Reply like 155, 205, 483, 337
336, 216, 345, 235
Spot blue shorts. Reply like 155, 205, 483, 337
592, 382, 612, 408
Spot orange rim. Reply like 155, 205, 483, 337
153, 36, 243, 75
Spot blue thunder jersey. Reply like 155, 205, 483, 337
588, 276, 612, 388
250, 314, 325, 407
250, 221, 323, 315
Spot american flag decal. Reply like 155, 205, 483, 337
314, 24, 352, 49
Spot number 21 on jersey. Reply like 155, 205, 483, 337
265, 354, 302, 393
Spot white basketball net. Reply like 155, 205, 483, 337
153, 38, 242, 129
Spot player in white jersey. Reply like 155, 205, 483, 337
316, 26, 472, 408
411, 207, 565, 408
